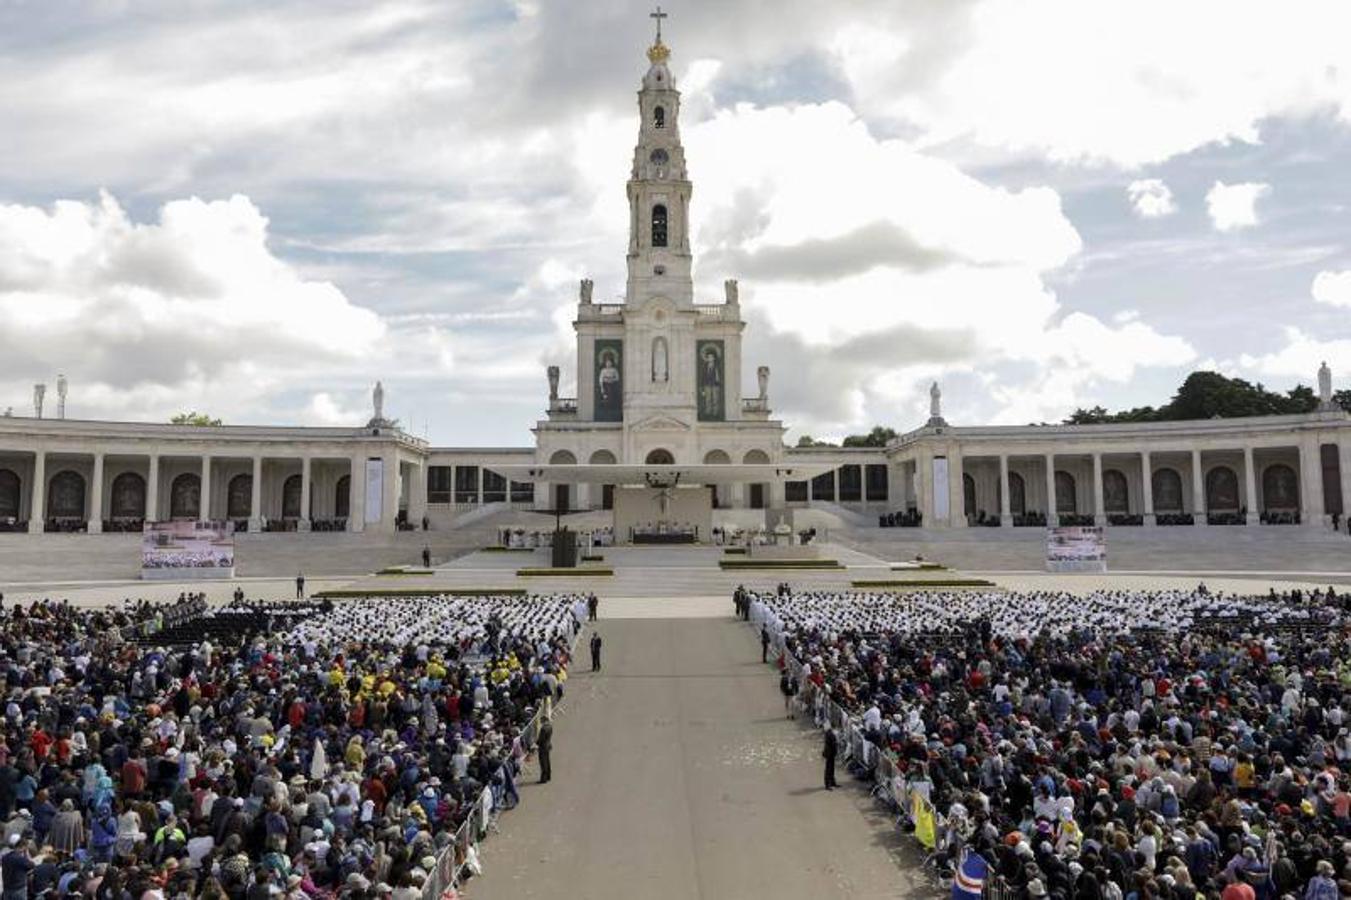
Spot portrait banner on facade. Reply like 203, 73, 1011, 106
594, 339, 623, 422
1046, 525, 1107, 573
365, 458, 383, 524
696, 339, 725, 421
140, 519, 234, 580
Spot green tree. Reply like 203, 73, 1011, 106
795, 435, 837, 448
842, 425, 898, 447
1062, 371, 1328, 424
171, 411, 222, 426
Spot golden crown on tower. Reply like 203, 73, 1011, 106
647, 39, 670, 64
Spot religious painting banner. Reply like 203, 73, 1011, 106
696, 339, 725, 421
594, 339, 623, 422
141, 519, 235, 580
1046, 526, 1107, 573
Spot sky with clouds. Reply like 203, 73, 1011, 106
2, 0, 1350, 445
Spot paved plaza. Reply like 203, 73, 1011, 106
472, 617, 921, 900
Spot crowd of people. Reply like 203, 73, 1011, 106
748, 585, 1351, 900
0, 591, 585, 898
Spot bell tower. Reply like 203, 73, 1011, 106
626, 7, 693, 308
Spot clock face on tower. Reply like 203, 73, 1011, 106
649, 148, 669, 166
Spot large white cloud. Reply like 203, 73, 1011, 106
665, 100, 1194, 435
1237, 326, 1351, 380
836, 0, 1351, 166
0, 192, 458, 425
1205, 181, 1270, 232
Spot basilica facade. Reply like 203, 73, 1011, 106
1, 34, 1349, 538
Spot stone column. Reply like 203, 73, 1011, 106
380, 454, 400, 531
917, 450, 933, 528
1092, 452, 1106, 525
1341, 441, 1351, 534
1044, 453, 1056, 525
1140, 450, 1155, 526
146, 455, 160, 524
475, 466, 483, 505
88, 453, 105, 534
769, 480, 786, 508
249, 455, 264, 532
1300, 438, 1325, 527
948, 450, 966, 528
1243, 446, 1259, 525
408, 462, 427, 528
27, 450, 45, 533
1191, 448, 1206, 526
298, 456, 312, 531
998, 455, 1012, 526
199, 455, 213, 522
348, 455, 365, 533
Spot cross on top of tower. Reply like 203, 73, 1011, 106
646, 6, 671, 64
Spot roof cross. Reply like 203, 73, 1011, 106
650, 5, 667, 42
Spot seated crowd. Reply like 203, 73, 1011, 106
748, 586, 1351, 900
0, 592, 584, 899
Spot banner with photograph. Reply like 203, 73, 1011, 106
141, 520, 235, 580
1046, 525, 1107, 572
696, 339, 724, 421
594, 339, 623, 422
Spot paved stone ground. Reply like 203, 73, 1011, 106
2, 524, 1348, 591
473, 617, 924, 900
0, 531, 481, 585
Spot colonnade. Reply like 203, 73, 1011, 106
0, 448, 427, 534
899, 437, 1351, 529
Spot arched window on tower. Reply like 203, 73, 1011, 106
652, 204, 668, 248
653, 105, 665, 128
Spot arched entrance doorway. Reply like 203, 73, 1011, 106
170, 473, 201, 519
744, 450, 770, 510
110, 472, 146, 520
703, 450, 730, 507
590, 450, 617, 510
48, 470, 86, 520
1262, 464, 1298, 512
335, 476, 351, 520
550, 450, 577, 512
1055, 471, 1076, 515
1205, 466, 1239, 512
227, 474, 252, 519
0, 470, 18, 521
1009, 472, 1026, 516
283, 474, 303, 519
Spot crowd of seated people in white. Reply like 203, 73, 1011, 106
285, 594, 588, 651
745, 588, 1340, 641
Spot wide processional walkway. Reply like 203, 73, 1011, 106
472, 613, 919, 900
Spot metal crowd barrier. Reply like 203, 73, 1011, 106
420, 622, 584, 900
752, 617, 1025, 897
